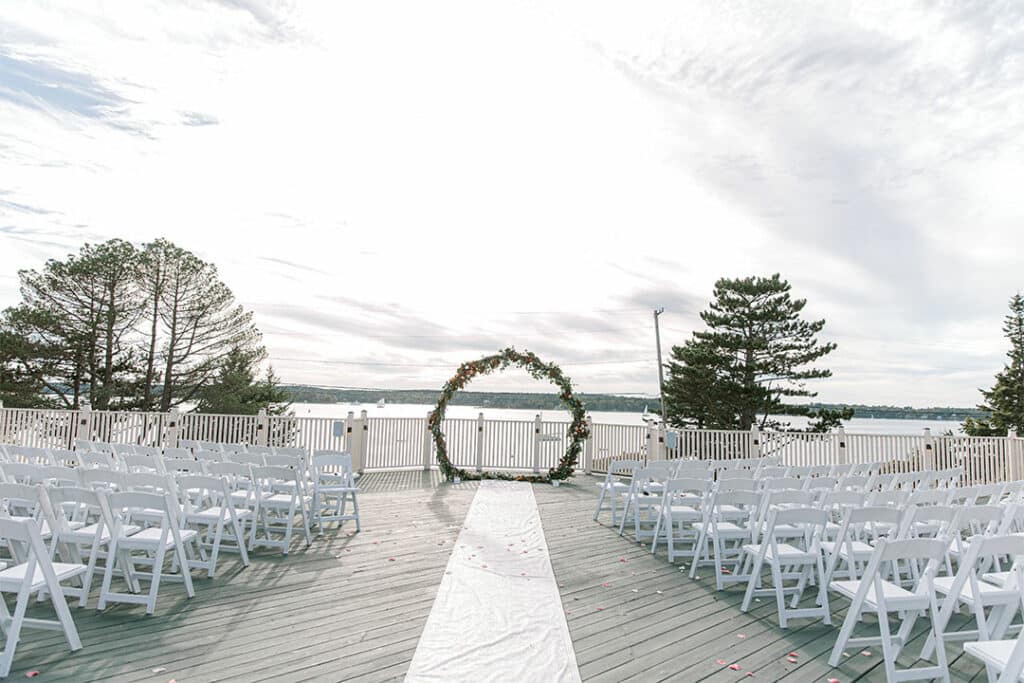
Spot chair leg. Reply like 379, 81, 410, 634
146, 543, 168, 615
351, 493, 361, 532
0, 580, 33, 678
208, 516, 225, 578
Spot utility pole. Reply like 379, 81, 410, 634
653, 308, 667, 423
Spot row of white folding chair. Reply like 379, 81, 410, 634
0, 444, 79, 467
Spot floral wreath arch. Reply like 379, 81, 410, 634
428, 348, 589, 483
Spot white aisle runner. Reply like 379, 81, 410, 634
405, 481, 581, 682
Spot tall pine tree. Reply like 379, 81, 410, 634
663, 274, 839, 430
964, 294, 1024, 436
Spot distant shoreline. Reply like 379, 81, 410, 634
282, 385, 985, 422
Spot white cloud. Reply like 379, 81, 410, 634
0, 0, 1021, 406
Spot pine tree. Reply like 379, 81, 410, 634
964, 294, 1024, 436
194, 348, 291, 416
663, 274, 839, 430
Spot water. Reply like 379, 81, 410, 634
287, 402, 963, 435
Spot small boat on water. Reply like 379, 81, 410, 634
376, 398, 386, 408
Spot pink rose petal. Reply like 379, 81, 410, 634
729, 664, 741, 671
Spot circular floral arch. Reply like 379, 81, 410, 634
429, 348, 589, 483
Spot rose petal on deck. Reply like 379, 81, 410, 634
861, 650, 872, 656
786, 657, 797, 664
152, 668, 167, 674
25, 674, 40, 679
788, 652, 798, 657
716, 659, 727, 665
729, 664, 741, 671
737, 633, 746, 639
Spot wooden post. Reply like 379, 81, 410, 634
922, 427, 935, 471
532, 413, 542, 474
475, 412, 485, 473
1010, 430, 1023, 482
348, 411, 367, 474
345, 411, 355, 454
75, 404, 92, 446
749, 425, 760, 459
645, 422, 657, 462
256, 408, 269, 447
584, 415, 594, 475
166, 408, 181, 448
836, 427, 847, 465
422, 411, 433, 470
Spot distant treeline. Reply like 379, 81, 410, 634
779, 402, 987, 422
282, 386, 988, 421
282, 386, 660, 413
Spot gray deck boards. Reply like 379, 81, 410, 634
3, 472, 995, 681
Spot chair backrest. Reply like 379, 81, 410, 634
177, 439, 200, 452
954, 504, 1004, 535
717, 477, 756, 492
907, 489, 949, 507
134, 445, 162, 457
106, 490, 181, 531
266, 454, 303, 469
42, 485, 111, 543
606, 459, 642, 476
111, 443, 135, 456
163, 458, 206, 475
664, 477, 711, 497
74, 439, 96, 452
162, 447, 194, 459
125, 471, 177, 496
274, 446, 307, 458
719, 468, 754, 480
869, 490, 906, 507
79, 451, 117, 469
757, 466, 790, 479
803, 476, 838, 491
246, 445, 275, 456
198, 441, 223, 452
0, 462, 38, 484
124, 454, 164, 474
176, 474, 232, 515
79, 468, 127, 492
821, 490, 866, 509
194, 450, 226, 463
220, 443, 248, 455
47, 448, 78, 467
674, 460, 712, 478
229, 453, 266, 467
252, 466, 302, 492
760, 477, 803, 492
37, 465, 80, 487
974, 483, 1007, 505
0, 481, 43, 518
829, 464, 854, 478
838, 475, 869, 491
948, 486, 979, 506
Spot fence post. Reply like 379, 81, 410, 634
532, 413, 542, 474
348, 410, 367, 474
422, 411, 433, 471
749, 425, 760, 458
166, 409, 181, 448
1010, 430, 1023, 482
75, 404, 92, 445
475, 412, 485, 473
584, 415, 594, 475
256, 408, 269, 446
645, 422, 658, 461
836, 427, 847, 465
922, 428, 935, 471
345, 411, 355, 454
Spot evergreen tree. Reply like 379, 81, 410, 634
194, 348, 291, 416
964, 294, 1024, 436
663, 274, 839, 430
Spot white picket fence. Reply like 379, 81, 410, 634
1, 405, 1022, 485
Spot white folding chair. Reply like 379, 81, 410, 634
176, 475, 251, 577
47, 448, 78, 467
593, 459, 641, 524
0, 517, 85, 678
110, 443, 135, 458
229, 453, 267, 467
98, 490, 196, 614
198, 441, 223, 452
822, 506, 903, 585
650, 478, 711, 563
39, 486, 127, 608
162, 447, 193, 459
310, 452, 360, 531
177, 440, 200, 453
740, 507, 831, 628
123, 454, 165, 474
249, 466, 312, 555
617, 465, 670, 539
220, 444, 247, 456
79, 451, 117, 470
691, 489, 762, 588
827, 537, 951, 683
246, 445, 274, 456
922, 535, 1024, 665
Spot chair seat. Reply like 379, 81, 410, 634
693, 521, 749, 537
187, 506, 253, 521
830, 579, 924, 609
759, 523, 804, 537
743, 543, 815, 562
934, 575, 1014, 604
67, 522, 140, 543
820, 540, 875, 559
963, 640, 1019, 678
983, 571, 1011, 585
118, 527, 198, 550
0, 562, 87, 592
260, 493, 313, 508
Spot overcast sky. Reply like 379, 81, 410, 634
1, 1, 1022, 406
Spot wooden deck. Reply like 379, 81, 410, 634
7, 472, 993, 682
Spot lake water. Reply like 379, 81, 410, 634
288, 402, 964, 435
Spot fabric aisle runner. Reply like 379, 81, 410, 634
404, 480, 581, 682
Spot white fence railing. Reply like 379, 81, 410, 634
1, 405, 1022, 484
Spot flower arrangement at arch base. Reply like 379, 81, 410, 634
428, 348, 589, 483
